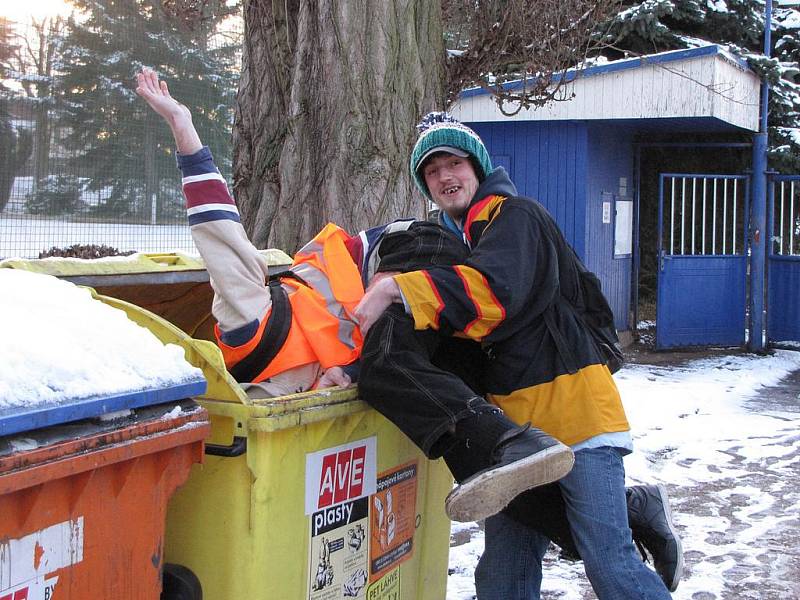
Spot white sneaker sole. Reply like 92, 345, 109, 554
655, 483, 684, 592
445, 443, 574, 523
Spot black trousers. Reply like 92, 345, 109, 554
358, 305, 489, 458
358, 304, 580, 557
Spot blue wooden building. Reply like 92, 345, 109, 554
451, 45, 776, 347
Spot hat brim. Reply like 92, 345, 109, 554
417, 146, 470, 169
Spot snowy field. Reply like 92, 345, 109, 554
447, 350, 800, 599
2, 178, 195, 257
0, 215, 196, 258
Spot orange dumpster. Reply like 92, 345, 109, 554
0, 399, 210, 600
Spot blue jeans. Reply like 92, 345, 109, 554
475, 447, 671, 600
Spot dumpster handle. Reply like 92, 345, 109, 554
205, 436, 247, 457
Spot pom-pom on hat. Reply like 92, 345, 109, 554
410, 112, 493, 201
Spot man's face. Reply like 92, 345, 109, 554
422, 153, 479, 220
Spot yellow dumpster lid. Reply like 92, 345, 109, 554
0, 249, 293, 286
100, 289, 367, 430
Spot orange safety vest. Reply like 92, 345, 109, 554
215, 223, 365, 383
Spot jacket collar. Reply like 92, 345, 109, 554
439, 167, 517, 236
470, 167, 517, 204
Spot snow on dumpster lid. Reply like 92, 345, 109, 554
0, 269, 206, 436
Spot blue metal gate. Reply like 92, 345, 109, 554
656, 174, 750, 349
767, 175, 800, 345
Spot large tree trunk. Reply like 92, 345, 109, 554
233, 0, 445, 253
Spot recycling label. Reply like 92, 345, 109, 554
308, 497, 370, 599
369, 462, 417, 583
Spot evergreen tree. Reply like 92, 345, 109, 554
600, 0, 800, 172
770, 5, 800, 172
56, 0, 239, 219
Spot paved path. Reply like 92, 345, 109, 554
631, 347, 800, 594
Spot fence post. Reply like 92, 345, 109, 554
750, 135, 767, 352
748, 0, 772, 353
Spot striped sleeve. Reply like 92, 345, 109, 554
394, 200, 554, 342
394, 266, 505, 340
177, 146, 240, 226
176, 146, 271, 336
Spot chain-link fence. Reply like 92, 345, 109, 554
0, 2, 242, 259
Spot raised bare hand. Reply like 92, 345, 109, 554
135, 67, 190, 124
135, 67, 202, 155
136, 67, 192, 122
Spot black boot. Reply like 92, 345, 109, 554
628, 484, 684, 592
444, 405, 574, 523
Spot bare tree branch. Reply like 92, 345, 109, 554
14, 17, 65, 100
442, 0, 622, 113
161, 0, 241, 32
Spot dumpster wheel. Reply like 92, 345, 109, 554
162, 563, 202, 600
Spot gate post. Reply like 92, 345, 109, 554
750, 134, 767, 352
748, 0, 772, 353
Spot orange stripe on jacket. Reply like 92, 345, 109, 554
454, 265, 505, 339
464, 195, 505, 245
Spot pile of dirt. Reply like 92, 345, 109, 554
38, 244, 136, 259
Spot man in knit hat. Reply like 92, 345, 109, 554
357, 225, 577, 526
355, 113, 682, 597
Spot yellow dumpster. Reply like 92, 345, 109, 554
1, 254, 454, 600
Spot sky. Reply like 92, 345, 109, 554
1, 0, 73, 24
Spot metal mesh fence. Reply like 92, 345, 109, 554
0, 2, 242, 259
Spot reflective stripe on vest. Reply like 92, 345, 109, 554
216, 223, 364, 383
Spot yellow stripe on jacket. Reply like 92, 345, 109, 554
488, 364, 630, 446
394, 266, 505, 340
394, 270, 445, 330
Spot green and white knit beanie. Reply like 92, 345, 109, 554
410, 112, 493, 201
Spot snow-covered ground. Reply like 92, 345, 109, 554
447, 350, 800, 599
